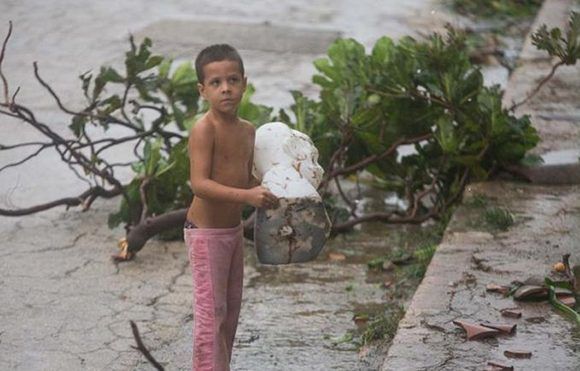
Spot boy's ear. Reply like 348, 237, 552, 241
197, 82, 205, 99
242, 76, 248, 91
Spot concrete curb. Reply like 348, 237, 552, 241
382, 1, 579, 370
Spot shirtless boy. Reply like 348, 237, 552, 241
184, 44, 278, 371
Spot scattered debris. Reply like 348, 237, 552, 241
553, 262, 566, 273
500, 308, 522, 319
487, 361, 514, 371
559, 295, 576, 308
112, 238, 134, 262
452, 319, 501, 340
504, 349, 532, 359
513, 285, 548, 301
479, 323, 517, 334
130, 320, 165, 370
486, 283, 510, 295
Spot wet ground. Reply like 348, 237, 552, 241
0, 0, 560, 369
0, 1, 455, 370
383, 0, 580, 369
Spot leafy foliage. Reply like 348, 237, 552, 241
100, 27, 538, 231
531, 11, 580, 65
70, 36, 273, 228
281, 27, 538, 224
14, 27, 539, 234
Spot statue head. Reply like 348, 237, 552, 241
253, 122, 324, 199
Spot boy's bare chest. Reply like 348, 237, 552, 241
212, 127, 252, 165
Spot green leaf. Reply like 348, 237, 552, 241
92, 67, 124, 98
69, 115, 87, 137
146, 55, 164, 69
435, 116, 458, 153
158, 59, 172, 78
172, 62, 197, 85
371, 36, 395, 65
144, 139, 163, 176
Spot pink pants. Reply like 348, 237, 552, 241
184, 223, 244, 371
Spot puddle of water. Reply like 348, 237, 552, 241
540, 149, 580, 165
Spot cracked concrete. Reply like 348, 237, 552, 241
382, 1, 580, 370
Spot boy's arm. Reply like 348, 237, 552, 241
189, 121, 277, 208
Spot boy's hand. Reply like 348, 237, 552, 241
245, 186, 279, 209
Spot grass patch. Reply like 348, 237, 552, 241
361, 306, 405, 346
465, 193, 490, 208
484, 207, 514, 231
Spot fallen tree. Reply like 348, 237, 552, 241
1, 14, 578, 260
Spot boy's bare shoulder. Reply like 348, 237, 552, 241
190, 114, 215, 138
240, 119, 256, 136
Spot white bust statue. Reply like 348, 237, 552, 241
252, 122, 331, 264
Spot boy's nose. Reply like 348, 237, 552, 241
221, 82, 232, 93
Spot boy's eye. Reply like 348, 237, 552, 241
228, 77, 240, 84
210, 80, 220, 87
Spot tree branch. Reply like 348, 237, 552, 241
0, 21, 13, 104
329, 133, 432, 180
509, 60, 565, 111
129, 320, 165, 371
0, 186, 122, 216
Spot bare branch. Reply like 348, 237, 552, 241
331, 208, 436, 235
32, 62, 140, 131
0, 21, 13, 104
329, 133, 432, 180
0, 141, 53, 150
509, 61, 565, 111
334, 176, 357, 218
0, 185, 122, 216
129, 320, 165, 371
0, 144, 50, 172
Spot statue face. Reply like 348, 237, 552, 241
253, 122, 324, 193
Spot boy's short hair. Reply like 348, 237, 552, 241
195, 44, 245, 83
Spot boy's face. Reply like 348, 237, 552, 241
198, 60, 247, 115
